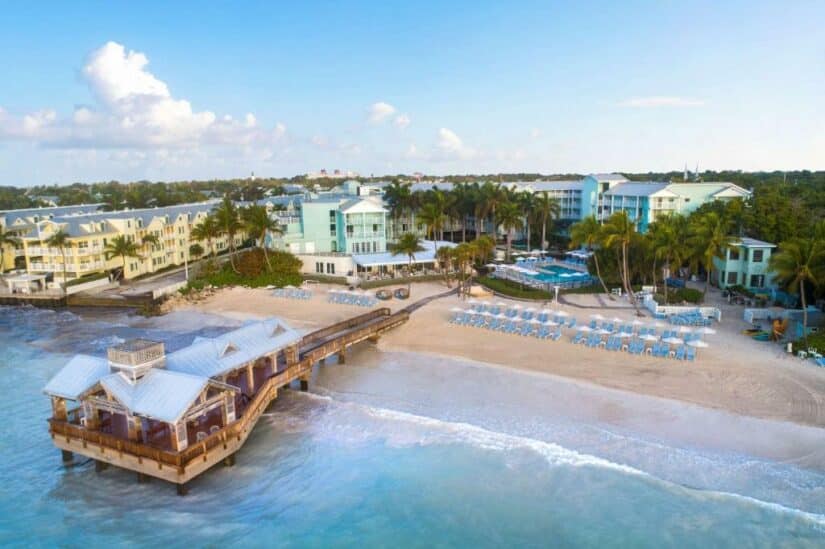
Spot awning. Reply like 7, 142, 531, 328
352, 240, 456, 267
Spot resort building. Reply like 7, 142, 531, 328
2, 201, 243, 284
712, 237, 777, 291
598, 182, 751, 233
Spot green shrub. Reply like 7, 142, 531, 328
477, 276, 554, 300
657, 287, 704, 304
184, 248, 303, 291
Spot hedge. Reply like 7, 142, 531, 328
477, 276, 554, 300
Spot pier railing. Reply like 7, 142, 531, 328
49, 308, 411, 477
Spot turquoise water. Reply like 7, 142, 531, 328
533, 264, 591, 284
0, 306, 823, 547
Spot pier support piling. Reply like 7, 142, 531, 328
137, 473, 150, 484
299, 378, 309, 392
223, 454, 236, 467
94, 460, 109, 473
176, 483, 188, 496
61, 450, 73, 463
337, 350, 346, 364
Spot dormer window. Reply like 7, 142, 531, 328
220, 342, 238, 357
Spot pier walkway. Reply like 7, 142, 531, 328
48, 306, 412, 492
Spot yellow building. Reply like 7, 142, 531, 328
2, 202, 243, 284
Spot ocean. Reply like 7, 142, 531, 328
0, 305, 823, 547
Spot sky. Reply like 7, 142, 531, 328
0, 1, 823, 186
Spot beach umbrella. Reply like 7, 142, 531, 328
590, 313, 605, 320
450, 307, 464, 312
530, 318, 542, 324
544, 320, 558, 326
596, 328, 612, 335
687, 340, 709, 348
642, 334, 658, 341
496, 301, 507, 307
328, 288, 340, 293
663, 337, 684, 345
696, 327, 716, 335
468, 298, 478, 304
525, 307, 537, 312
610, 316, 623, 323
631, 319, 644, 326
578, 325, 593, 332
512, 304, 522, 309
678, 326, 693, 334
555, 310, 570, 317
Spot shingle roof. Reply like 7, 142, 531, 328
42, 354, 110, 400
100, 369, 209, 423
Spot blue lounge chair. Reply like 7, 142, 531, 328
686, 346, 696, 361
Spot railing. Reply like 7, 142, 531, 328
29, 262, 105, 273
48, 308, 411, 478
26, 247, 103, 257
301, 308, 391, 346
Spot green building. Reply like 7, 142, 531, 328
712, 237, 777, 291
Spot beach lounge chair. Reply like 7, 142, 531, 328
685, 347, 696, 361
675, 346, 686, 360
551, 328, 562, 341
572, 331, 585, 344
567, 317, 576, 329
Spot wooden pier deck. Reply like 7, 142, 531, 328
48, 307, 410, 492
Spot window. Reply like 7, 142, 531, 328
372, 224, 379, 234
326, 263, 335, 274
331, 241, 337, 252
729, 249, 740, 261
402, 224, 408, 232
353, 243, 359, 253
330, 224, 337, 236
347, 225, 354, 236
727, 271, 737, 284
752, 250, 764, 262
315, 262, 323, 274
750, 274, 764, 288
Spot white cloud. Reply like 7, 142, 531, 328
435, 127, 476, 160
530, 128, 541, 138
618, 96, 705, 108
0, 41, 287, 151
367, 101, 396, 124
394, 114, 411, 129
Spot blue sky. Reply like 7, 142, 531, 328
0, 1, 822, 185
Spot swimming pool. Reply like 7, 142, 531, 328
533, 264, 592, 284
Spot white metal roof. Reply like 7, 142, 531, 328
100, 369, 209, 423
165, 318, 302, 379
603, 182, 672, 197
353, 240, 456, 267
43, 354, 110, 400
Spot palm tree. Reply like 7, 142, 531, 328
473, 234, 496, 265
449, 183, 473, 242
384, 181, 413, 237
417, 202, 447, 242
518, 191, 536, 251
435, 245, 453, 287
569, 216, 610, 297
495, 201, 523, 263
189, 243, 205, 259
389, 233, 425, 289
242, 204, 283, 270
769, 238, 825, 347
46, 229, 70, 294
0, 226, 20, 273
214, 196, 243, 272
191, 215, 220, 257
648, 214, 689, 304
601, 211, 639, 313
451, 242, 474, 298
104, 235, 142, 280
534, 192, 560, 252
141, 233, 160, 252
478, 182, 505, 237
689, 212, 735, 297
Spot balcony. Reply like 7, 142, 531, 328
29, 261, 105, 273
26, 246, 103, 257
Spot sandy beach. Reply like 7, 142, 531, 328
166, 282, 825, 430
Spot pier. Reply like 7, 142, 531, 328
46, 307, 409, 493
